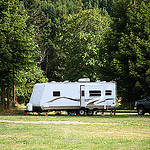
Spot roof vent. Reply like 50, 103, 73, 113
78, 78, 90, 82
63, 80, 69, 83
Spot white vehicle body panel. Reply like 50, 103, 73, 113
27, 79, 116, 112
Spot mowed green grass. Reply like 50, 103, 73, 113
0, 113, 149, 150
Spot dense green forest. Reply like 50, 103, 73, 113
0, 0, 150, 109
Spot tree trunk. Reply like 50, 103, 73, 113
46, 52, 48, 77
0, 89, 2, 105
2, 84, 5, 106
7, 86, 10, 108
13, 64, 16, 104
13, 84, 16, 103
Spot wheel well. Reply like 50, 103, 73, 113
86, 108, 93, 111
80, 107, 85, 110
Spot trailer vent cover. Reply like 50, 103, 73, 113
78, 78, 90, 82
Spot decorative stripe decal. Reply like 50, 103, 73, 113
47, 97, 80, 103
87, 98, 115, 106
47, 97, 114, 106
96, 98, 115, 104
87, 99, 99, 105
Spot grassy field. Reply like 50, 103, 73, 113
0, 113, 149, 150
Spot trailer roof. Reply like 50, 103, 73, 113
35, 79, 116, 86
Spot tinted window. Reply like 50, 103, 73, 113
81, 91, 85, 96
105, 90, 112, 95
89, 90, 101, 96
53, 91, 60, 96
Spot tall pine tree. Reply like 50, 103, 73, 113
0, 0, 36, 107
99, 0, 150, 106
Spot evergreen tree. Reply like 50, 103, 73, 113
40, 0, 71, 81
16, 65, 48, 104
57, 8, 111, 81
23, 0, 48, 63
0, 0, 37, 107
24, 0, 61, 81
40, 0, 117, 81
100, 0, 150, 106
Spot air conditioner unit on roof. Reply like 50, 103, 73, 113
78, 78, 90, 82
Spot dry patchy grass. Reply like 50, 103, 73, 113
0, 114, 149, 150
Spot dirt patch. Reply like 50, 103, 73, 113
0, 120, 120, 125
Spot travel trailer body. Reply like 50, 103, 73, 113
26, 78, 116, 115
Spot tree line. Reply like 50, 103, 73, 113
0, 0, 149, 109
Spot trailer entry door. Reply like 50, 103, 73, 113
80, 85, 85, 107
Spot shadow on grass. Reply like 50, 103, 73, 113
0, 111, 149, 118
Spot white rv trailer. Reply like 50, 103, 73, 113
26, 78, 116, 115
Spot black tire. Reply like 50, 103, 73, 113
87, 109, 93, 116
137, 106, 145, 115
78, 109, 85, 116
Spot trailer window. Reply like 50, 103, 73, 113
81, 91, 85, 96
53, 91, 60, 97
105, 90, 112, 95
89, 90, 101, 96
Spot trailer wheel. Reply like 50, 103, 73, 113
87, 109, 93, 116
78, 109, 85, 116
